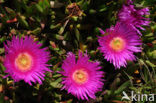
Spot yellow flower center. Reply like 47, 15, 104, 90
15, 53, 32, 72
73, 69, 88, 84
110, 37, 125, 51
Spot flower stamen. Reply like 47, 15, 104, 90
15, 53, 32, 72
73, 69, 88, 84
110, 37, 125, 51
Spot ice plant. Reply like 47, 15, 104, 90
98, 22, 142, 69
118, 0, 150, 35
4, 36, 51, 85
61, 51, 104, 100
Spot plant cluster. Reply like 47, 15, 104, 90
0, 0, 156, 103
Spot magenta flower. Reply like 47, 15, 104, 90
4, 36, 51, 85
98, 22, 142, 69
118, 0, 150, 35
127, 0, 133, 4
61, 51, 104, 100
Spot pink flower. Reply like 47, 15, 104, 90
118, 0, 150, 35
61, 51, 104, 100
4, 36, 51, 85
98, 22, 142, 69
